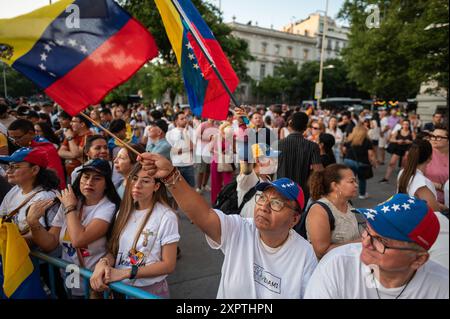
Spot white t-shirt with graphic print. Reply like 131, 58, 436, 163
206, 210, 318, 299
114, 202, 180, 287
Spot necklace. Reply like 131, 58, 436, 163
372, 270, 416, 299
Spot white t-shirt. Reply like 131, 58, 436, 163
398, 169, 437, 199
114, 203, 180, 287
206, 210, 318, 299
304, 243, 449, 299
166, 127, 194, 167
0, 186, 59, 232
429, 211, 449, 269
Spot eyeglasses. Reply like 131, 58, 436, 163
8, 133, 27, 143
312, 127, 320, 130
255, 193, 298, 212
358, 223, 421, 254
6, 163, 29, 172
427, 134, 448, 141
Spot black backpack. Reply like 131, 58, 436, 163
295, 201, 335, 239
213, 179, 257, 215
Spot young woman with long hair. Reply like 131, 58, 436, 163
398, 139, 447, 212
90, 163, 179, 298
26, 159, 121, 298
113, 143, 146, 198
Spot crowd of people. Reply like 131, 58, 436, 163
0, 96, 448, 299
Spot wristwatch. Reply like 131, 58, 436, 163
66, 136, 73, 141
129, 265, 139, 280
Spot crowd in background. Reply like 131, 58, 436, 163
0, 95, 448, 299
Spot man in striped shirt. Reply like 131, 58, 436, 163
277, 112, 323, 204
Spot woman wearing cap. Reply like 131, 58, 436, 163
0, 147, 60, 243
139, 152, 317, 298
26, 158, 121, 298
114, 144, 146, 198
304, 194, 448, 299
90, 163, 179, 298
305, 164, 361, 259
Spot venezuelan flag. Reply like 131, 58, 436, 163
155, 0, 239, 120
0, 0, 158, 116
0, 221, 47, 299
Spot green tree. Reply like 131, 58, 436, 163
338, 0, 449, 100
1, 64, 40, 98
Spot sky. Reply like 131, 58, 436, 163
0, 0, 347, 29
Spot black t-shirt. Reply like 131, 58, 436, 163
321, 154, 336, 168
344, 138, 372, 164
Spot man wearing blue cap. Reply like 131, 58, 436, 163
304, 194, 448, 299
139, 152, 318, 299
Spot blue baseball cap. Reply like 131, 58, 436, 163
0, 147, 48, 168
79, 158, 112, 178
256, 178, 305, 211
354, 194, 440, 250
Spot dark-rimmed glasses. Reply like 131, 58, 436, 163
358, 223, 422, 254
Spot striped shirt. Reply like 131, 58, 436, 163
277, 132, 321, 200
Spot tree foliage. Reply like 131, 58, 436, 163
338, 0, 449, 100
253, 58, 368, 104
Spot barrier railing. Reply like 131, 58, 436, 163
30, 251, 161, 299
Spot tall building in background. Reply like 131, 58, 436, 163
282, 12, 349, 61
227, 20, 317, 102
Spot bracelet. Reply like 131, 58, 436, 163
162, 169, 181, 188
160, 167, 177, 183
99, 258, 109, 266
64, 207, 77, 215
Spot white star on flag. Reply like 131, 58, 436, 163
40, 52, 48, 61
48, 72, 56, 77
188, 53, 195, 60
68, 39, 78, 47
381, 206, 390, 213
48, 41, 56, 46
402, 203, 411, 210
193, 64, 200, 69
408, 199, 415, 204
392, 204, 401, 212
80, 45, 88, 54
281, 184, 286, 188
56, 40, 64, 46
44, 44, 52, 52
186, 43, 193, 50
368, 209, 377, 214
38, 63, 46, 71
364, 212, 375, 220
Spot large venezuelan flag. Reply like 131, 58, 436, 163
0, 0, 158, 116
0, 221, 47, 299
155, 0, 239, 120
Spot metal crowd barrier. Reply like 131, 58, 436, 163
30, 251, 161, 299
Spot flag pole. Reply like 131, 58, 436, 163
170, 0, 242, 111
79, 112, 141, 157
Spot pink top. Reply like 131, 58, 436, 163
425, 148, 449, 204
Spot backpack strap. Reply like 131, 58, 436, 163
238, 186, 257, 211
311, 201, 335, 231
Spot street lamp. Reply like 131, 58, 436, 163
323, 64, 335, 70
316, 0, 329, 110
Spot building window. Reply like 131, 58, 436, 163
327, 39, 332, 50
304, 30, 309, 37
335, 41, 340, 52
287, 46, 293, 57
303, 49, 309, 61
260, 64, 266, 79
275, 44, 281, 55
261, 42, 267, 54
317, 38, 322, 48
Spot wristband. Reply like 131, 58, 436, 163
129, 265, 139, 280
64, 206, 77, 215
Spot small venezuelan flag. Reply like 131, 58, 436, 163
0, 0, 158, 116
154, 0, 239, 121
0, 221, 47, 299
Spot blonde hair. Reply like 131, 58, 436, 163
347, 124, 369, 146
